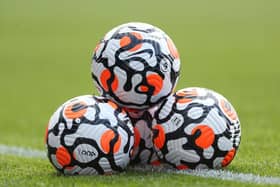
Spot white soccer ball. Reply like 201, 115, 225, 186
152, 87, 241, 169
91, 22, 180, 109
45, 95, 134, 175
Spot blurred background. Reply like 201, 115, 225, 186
0, 0, 279, 173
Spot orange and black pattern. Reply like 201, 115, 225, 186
127, 109, 160, 165
152, 87, 241, 169
91, 22, 180, 109
45, 95, 134, 175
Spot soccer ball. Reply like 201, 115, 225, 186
152, 87, 241, 169
91, 22, 180, 109
45, 95, 134, 175
127, 107, 159, 165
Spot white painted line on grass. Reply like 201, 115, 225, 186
175, 169, 280, 185
1, 144, 280, 185
130, 165, 280, 185
0, 144, 46, 159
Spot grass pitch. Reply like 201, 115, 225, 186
0, 0, 280, 186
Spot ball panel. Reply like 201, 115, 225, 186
56, 146, 71, 167
100, 129, 121, 154
73, 144, 99, 163
191, 125, 215, 149
152, 125, 166, 150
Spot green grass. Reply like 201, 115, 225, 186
0, 0, 280, 186
0, 155, 276, 187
